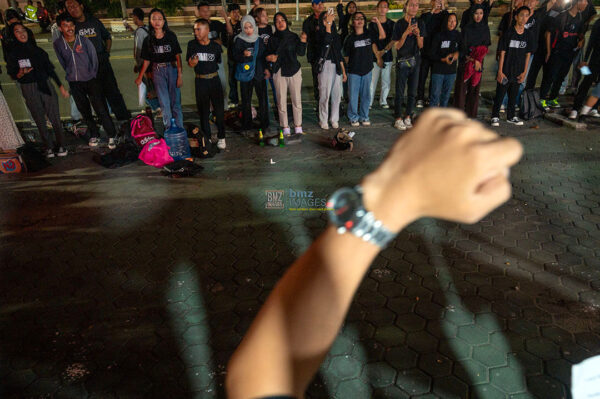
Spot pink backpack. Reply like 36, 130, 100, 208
131, 114, 157, 147
138, 138, 174, 168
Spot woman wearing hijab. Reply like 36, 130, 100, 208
135, 8, 183, 130
428, 13, 462, 107
317, 10, 347, 130
231, 14, 270, 133
453, 4, 491, 118
6, 22, 69, 157
266, 12, 307, 135
337, 0, 357, 44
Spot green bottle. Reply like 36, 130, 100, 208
278, 129, 285, 147
258, 129, 265, 147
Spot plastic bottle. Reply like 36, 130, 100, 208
163, 118, 191, 161
258, 129, 265, 147
278, 129, 285, 147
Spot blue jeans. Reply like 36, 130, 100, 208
429, 73, 456, 107
153, 64, 183, 129
347, 71, 372, 122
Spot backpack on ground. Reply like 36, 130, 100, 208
138, 138, 174, 168
520, 89, 544, 120
0, 150, 26, 173
130, 114, 157, 147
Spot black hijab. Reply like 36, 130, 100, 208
463, 4, 491, 47
273, 12, 294, 40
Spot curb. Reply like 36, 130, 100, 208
543, 112, 587, 130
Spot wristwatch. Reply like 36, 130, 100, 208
327, 185, 396, 248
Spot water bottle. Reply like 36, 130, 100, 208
163, 118, 191, 161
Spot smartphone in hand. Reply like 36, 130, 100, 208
580, 65, 592, 76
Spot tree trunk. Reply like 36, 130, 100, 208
120, 0, 127, 19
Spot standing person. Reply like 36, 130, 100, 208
187, 18, 226, 150
566, 0, 596, 92
302, 0, 325, 103
7, 22, 69, 157
417, 0, 448, 108
196, 2, 233, 109
65, 0, 130, 122
369, 0, 395, 109
344, 12, 384, 126
460, 0, 495, 29
524, 0, 557, 90
231, 15, 270, 134
254, 7, 278, 120
135, 8, 184, 130
391, 0, 426, 131
2, 8, 35, 61
36, 1, 50, 32
317, 10, 347, 130
337, 0, 357, 44
50, 1, 65, 42
491, 6, 534, 127
454, 4, 491, 118
497, 0, 524, 41
569, 17, 600, 119
131, 7, 160, 112
428, 13, 462, 107
267, 12, 307, 135
225, 3, 242, 109
539, 0, 588, 109
54, 14, 117, 147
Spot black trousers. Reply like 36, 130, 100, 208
540, 52, 576, 100
70, 78, 117, 138
525, 51, 547, 90
240, 78, 269, 131
311, 61, 320, 102
454, 63, 482, 119
573, 69, 600, 109
97, 56, 130, 121
492, 81, 520, 119
228, 61, 240, 104
195, 76, 225, 140
417, 54, 433, 101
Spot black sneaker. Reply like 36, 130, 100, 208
507, 117, 524, 126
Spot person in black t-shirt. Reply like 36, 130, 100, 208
569, 17, 600, 119
344, 11, 384, 126
196, 2, 233, 109
254, 7, 278, 120
135, 8, 183, 130
417, 0, 449, 108
539, 0, 587, 108
302, 0, 325, 102
187, 18, 226, 151
524, 0, 558, 90
368, 0, 395, 109
491, 6, 534, 126
225, 3, 242, 108
390, 0, 426, 130
460, 0, 495, 30
266, 12, 307, 135
429, 13, 462, 107
232, 15, 270, 133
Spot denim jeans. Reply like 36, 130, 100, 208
429, 73, 456, 107
394, 60, 420, 118
370, 61, 392, 107
152, 65, 183, 130
347, 71, 372, 122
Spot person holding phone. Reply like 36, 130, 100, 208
569, 17, 600, 119
187, 18, 225, 150
491, 6, 533, 127
302, 0, 325, 103
390, 0, 426, 130
368, 0, 395, 109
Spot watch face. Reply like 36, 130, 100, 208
327, 187, 362, 229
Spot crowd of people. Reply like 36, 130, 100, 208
0, 0, 599, 160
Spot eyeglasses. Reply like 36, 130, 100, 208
354, 17, 365, 20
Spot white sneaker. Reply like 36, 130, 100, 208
282, 127, 291, 136
416, 100, 424, 109
404, 117, 412, 128
350, 121, 360, 127
361, 120, 371, 126
88, 137, 99, 147
394, 119, 406, 130
491, 117, 500, 127
507, 117, 524, 126
381, 104, 389, 109
217, 139, 226, 149
108, 138, 116, 150
589, 109, 600, 118
294, 126, 303, 134
56, 147, 68, 157
331, 122, 339, 129
569, 110, 578, 120
46, 149, 55, 158
320, 122, 329, 130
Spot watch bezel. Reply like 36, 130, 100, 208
327, 186, 366, 233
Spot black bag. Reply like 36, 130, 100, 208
520, 89, 544, 120
317, 44, 331, 73
331, 130, 353, 151
397, 56, 417, 69
17, 143, 50, 172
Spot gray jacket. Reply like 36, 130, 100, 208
53, 34, 98, 82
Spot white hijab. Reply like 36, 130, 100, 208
235, 15, 259, 43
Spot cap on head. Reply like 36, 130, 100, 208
312, 0, 324, 5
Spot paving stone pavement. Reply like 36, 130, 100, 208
1, 106, 600, 398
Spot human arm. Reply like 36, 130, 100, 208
373, 17, 386, 40
297, 32, 307, 56
187, 42, 199, 68
221, 6, 233, 36
545, 30, 551, 62
341, 61, 347, 82
135, 60, 150, 86
226, 108, 523, 399
99, 19, 112, 53
176, 53, 183, 88
518, 52, 530, 83
497, 50, 506, 83
415, 22, 424, 49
